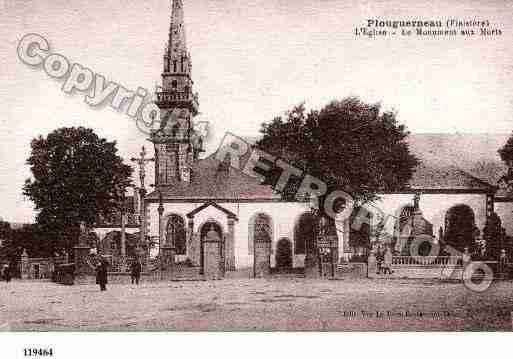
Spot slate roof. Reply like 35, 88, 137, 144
146, 155, 279, 201
408, 164, 496, 191
147, 133, 506, 201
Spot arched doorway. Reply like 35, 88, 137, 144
166, 215, 186, 255
294, 212, 319, 256
444, 204, 477, 252
199, 221, 223, 274
275, 237, 293, 270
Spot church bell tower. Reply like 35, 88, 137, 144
151, 0, 202, 186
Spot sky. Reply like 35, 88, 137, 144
0, 0, 512, 222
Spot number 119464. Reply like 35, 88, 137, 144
24, 348, 53, 357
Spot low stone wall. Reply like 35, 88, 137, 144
368, 265, 464, 280
336, 262, 368, 278
74, 271, 172, 285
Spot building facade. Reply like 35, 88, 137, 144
136, 0, 511, 275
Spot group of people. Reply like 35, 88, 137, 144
95, 258, 142, 291
374, 247, 394, 275
1, 264, 11, 282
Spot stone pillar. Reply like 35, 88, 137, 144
203, 236, 223, 280
161, 217, 175, 273
74, 223, 93, 277
20, 249, 29, 279
253, 237, 272, 278
226, 217, 236, 271
74, 242, 92, 277
187, 218, 199, 265
120, 212, 127, 258
161, 243, 175, 272
304, 235, 320, 278
119, 210, 127, 272
367, 252, 377, 278
139, 188, 147, 245
140, 188, 150, 269
335, 216, 347, 263
190, 233, 201, 266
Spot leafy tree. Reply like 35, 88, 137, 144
0, 220, 11, 243
443, 207, 478, 254
257, 97, 419, 214
499, 134, 513, 192
23, 127, 132, 253
1, 224, 53, 258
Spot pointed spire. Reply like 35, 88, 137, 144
165, 0, 188, 70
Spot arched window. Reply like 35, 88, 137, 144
166, 215, 186, 255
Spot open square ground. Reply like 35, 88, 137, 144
1, 278, 512, 331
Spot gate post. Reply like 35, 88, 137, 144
203, 235, 223, 280
20, 249, 29, 279
74, 223, 93, 277
254, 237, 272, 278
161, 243, 175, 272
226, 217, 236, 271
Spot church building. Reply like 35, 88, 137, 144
136, 0, 513, 276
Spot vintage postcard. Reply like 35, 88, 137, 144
1, 0, 512, 356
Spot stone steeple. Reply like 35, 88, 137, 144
152, 0, 202, 186
162, 0, 192, 90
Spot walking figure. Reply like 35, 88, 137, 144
383, 247, 394, 275
130, 259, 142, 285
1, 264, 11, 282
96, 260, 108, 291
376, 248, 384, 274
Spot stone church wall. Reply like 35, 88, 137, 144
365, 193, 488, 241
146, 192, 488, 270
147, 201, 312, 269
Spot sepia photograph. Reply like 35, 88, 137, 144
1, 0, 513, 356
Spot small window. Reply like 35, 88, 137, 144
173, 60, 177, 72
172, 80, 178, 89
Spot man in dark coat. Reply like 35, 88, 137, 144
130, 259, 142, 285
2, 264, 10, 282
96, 260, 108, 291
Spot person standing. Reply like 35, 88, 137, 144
376, 247, 384, 274
383, 247, 393, 275
4, 264, 12, 283
130, 259, 142, 285
3, 264, 11, 282
96, 260, 108, 291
